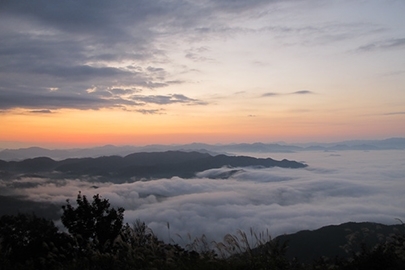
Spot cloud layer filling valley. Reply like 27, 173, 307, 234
1, 150, 404, 244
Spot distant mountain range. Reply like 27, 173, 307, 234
0, 151, 306, 182
0, 138, 404, 161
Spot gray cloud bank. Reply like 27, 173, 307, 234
1, 0, 397, 112
2, 0, 250, 110
0, 0, 282, 112
1, 150, 404, 244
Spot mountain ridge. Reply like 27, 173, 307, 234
0, 151, 306, 181
1, 137, 404, 161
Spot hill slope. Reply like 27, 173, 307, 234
274, 221, 405, 263
0, 151, 306, 181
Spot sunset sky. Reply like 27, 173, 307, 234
1, 0, 404, 148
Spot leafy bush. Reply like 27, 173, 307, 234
0, 213, 74, 269
61, 192, 124, 253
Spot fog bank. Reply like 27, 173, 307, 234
1, 150, 404, 244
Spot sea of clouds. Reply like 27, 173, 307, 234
1, 150, 404, 245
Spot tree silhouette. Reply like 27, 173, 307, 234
0, 213, 73, 268
61, 192, 124, 252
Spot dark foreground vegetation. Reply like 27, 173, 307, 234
1, 193, 404, 270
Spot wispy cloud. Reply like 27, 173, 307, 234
260, 22, 385, 47
357, 38, 405, 52
262, 92, 280, 97
131, 94, 207, 105
29, 109, 53, 114
261, 90, 314, 97
293, 90, 313, 95
185, 47, 213, 62
383, 111, 405, 116
136, 109, 164, 115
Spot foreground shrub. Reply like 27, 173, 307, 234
61, 192, 124, 253
0, 213, 74, 269
1, 193, 404, 269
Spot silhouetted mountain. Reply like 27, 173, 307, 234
0, 147, 64, 160
274, 221, 405, 263
1, 138, 404, 161
0, 151, 306, 181
0, 146, 142, 161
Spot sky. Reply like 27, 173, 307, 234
1, 0, 404, 148
1, 150, 404, 244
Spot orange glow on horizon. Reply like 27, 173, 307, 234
1, 107, 404, 148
